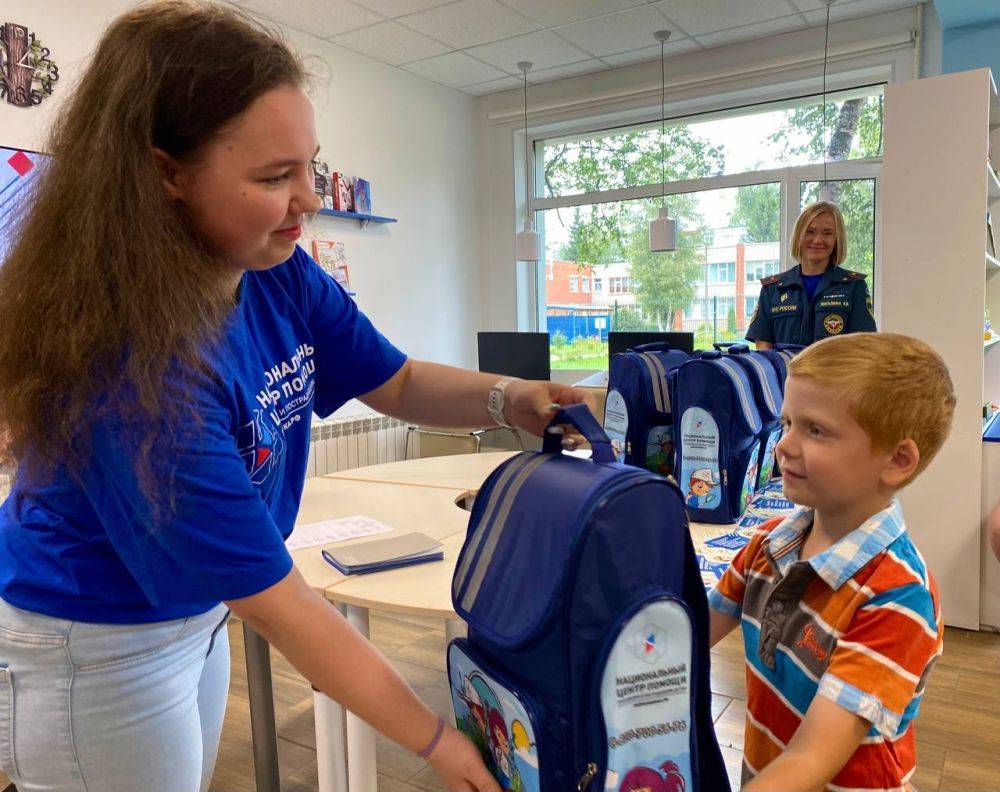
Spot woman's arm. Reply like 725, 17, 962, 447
754, 341, 775, 350
227, 567, 500, 792
361, 359, 597, 436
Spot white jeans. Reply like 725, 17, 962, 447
0, 598, 230, 792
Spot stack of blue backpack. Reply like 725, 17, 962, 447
667, 344, 793, 524
448, 405, 731, 792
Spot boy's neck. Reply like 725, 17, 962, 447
803, 494, 894, 560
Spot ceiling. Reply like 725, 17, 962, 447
233, 0, 924, 96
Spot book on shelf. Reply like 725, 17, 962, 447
332, 172, 354, 211
353, 177, 372, 214
312, 239, 351, 291
313, 158, 335, 211
321, 531, 444, 575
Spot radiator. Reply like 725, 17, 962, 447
307, 414, 409, 477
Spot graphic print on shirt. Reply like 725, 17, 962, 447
256, 343, 317, 432
238, 409, 286, 499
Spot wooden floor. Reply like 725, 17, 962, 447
208, 615, 1000, 792
2, 615, 997, 791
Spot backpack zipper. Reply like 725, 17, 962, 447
576, 762, 598, 791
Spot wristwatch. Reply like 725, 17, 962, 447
487, 377, 517, 428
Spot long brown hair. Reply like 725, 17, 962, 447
0, 1, 304, 498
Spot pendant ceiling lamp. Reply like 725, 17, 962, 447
818, 0, 835, 203
514, 60, 540, 262
649, 30, 677, 252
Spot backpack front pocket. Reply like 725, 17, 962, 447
448, 639, 546, 792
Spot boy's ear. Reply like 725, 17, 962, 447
882, 438, 920, 488
152, 147, 188, 201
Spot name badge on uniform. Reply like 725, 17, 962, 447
817, 297, 851, 310
770, 303, 799, 315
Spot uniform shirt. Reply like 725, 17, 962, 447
0, 246, 407, 624
708, 501, 942, 791
746, 264, 877, 347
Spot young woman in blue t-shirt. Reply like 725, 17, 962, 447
0, 3, 593, 790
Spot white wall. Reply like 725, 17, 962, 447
0, 1, 485, 394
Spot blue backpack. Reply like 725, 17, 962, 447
721, 344, 784, 492
603, 342, 690, 476
448, 405, 730, 792
755, 343, 805, 395
668, 353, 762, 524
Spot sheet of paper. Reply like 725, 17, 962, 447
284, 515, 394, 552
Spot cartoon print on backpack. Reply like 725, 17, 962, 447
645, 426, 674, 477
488, 708, 520, 790
685, 468, 720, 509
619, 760, 687, 792
759, 428, 781, 487
740, 441, 761, 514
448, 644, 540, 792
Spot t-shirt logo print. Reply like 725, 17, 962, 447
237, 409, 286, 498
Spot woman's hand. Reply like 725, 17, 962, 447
503, 380, 598, 439
426, 724, 502, 792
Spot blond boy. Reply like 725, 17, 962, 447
708, 333, 955, 791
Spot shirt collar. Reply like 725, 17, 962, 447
764, 499, 907, 589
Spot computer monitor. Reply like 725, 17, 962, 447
477, 332, 551, 381
608, 331, 695, 363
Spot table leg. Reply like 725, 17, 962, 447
243, 622, 281, 792
444, 618, 466, 644
345, 605, 377, 791
314, 688, 348, 792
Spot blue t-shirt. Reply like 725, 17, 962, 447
0, 246, 407, 624
802, 273, 823, 301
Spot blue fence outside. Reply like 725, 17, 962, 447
546, 313, 611, 342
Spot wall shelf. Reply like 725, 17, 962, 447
989, 253, 1000, 273
987, 337, 1000, 351
318, 208, 398, 228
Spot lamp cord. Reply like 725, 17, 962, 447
822, 1, 831, 190
660, 38, 666, 204
523, 69, 530, 226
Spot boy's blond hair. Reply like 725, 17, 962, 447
791, 201, 848, 268
787, 333, 955, 482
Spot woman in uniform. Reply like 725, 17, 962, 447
746, 201, 876, 349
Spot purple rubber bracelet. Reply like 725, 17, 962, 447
417, 716, 445, 759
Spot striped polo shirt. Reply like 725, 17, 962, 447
708, 499, 942, 791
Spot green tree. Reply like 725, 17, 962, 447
544, 125, 724, 266
626, 206, 706, 331
729, 182, 780, 243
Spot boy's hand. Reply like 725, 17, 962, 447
743, 695, 869, 792
426, 725, 502, 792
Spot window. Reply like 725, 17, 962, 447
609, 276, 631, 294
708, 261, 735, 284
746, 260, 781, 282
542, 86, 884, 199
569, 276, 578, 292
535, 84, 883, 369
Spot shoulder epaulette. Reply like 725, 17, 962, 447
843, 270, 867, 281
760, 275, 781, 286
